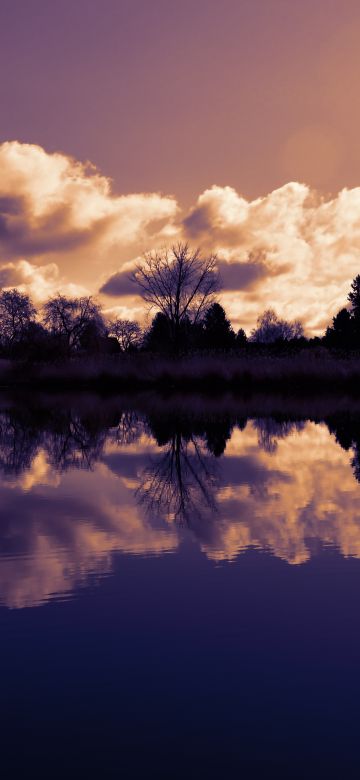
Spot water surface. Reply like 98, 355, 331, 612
1, 395, 360, 777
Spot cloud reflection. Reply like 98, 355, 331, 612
0, 401, 359, 607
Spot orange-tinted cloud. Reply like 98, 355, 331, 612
0, 141, 178, 300
0, 447, 177, 609
1, 418, 360, 608
0, 259, 86, 301
182, 183, 360, 333
200, 422, 360, 565
4, 142, 360, 333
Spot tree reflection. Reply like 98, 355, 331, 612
2, 400, 360, 610
254, 418, 305, 453
135, 409, 239, 527
112, 410, 143, 446
326, 414, 360, 483
3, 399, 360, 512
0, 410, 42, 475
0, 407, 111, 475
136, 429, 219, 526
45, 412, 107, 471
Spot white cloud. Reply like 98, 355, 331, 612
183, 182, 360, 334
0, 259, 87, 301
3, 141, 360, 333
0, 140, 178, 290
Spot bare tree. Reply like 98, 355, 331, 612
107, 318, 142, 352
112, 410, 143, 445
250, 309, 303, 343
0, 410, 42, 475
0, 289, 36, 347
136, 431, 218, 527
42, 294, 104, 354
45, 412, 107, 471
131, 243, 219, 350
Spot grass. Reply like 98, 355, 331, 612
1, 348, 360, 394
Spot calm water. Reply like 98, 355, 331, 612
1, 394, 360, 777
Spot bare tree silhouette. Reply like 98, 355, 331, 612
45, 412, 107, 471
112, 410, 144, 447
0, 290, 36, 349
0, 411, 42, 475
131, 243, 219, 352
136, 430, 218, 526
107, 318, 142, 352
42, 294, 105, 355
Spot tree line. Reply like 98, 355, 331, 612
0, 242, 360, 360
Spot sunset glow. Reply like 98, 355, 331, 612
2, 1, 360, 334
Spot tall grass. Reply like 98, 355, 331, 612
1, 348, 360, 394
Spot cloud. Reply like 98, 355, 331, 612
0, 454, 177, 609
199, 421, 360, 565
0, 258, 86, 301
216, 256, 271, 291
102, 180, 360, 335
0, 142, 178, 254
100, 268, 138, 296
0, 141, 178, 290
182, 183, 360, 334
4, 141, 360, 333
100, 245, 284, 299
2, 416, 360, 607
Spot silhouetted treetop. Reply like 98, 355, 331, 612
0, 289, 36, 348
142, 312, 171, 353
236, 328, 247, 347
108, 318, 142, 352
202, 302, 235, 350
42, 294, 104, 354
348, 275, 360, 321
250, 309, 303, 343
131, 243, 219, 351
325, 308, 353, 347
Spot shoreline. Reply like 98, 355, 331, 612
1, 350, 360, 395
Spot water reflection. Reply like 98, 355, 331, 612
0, 396, 360, 607
137, 431, 218, 526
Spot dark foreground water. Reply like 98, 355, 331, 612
1, 394, 360, 778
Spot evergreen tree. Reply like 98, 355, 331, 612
143, 312, 171, 352
348, 275, 360, 340
348, 275, 360, 319
236, 328, 247, 347
202, 303, 235, 350
325, 307, 354, 347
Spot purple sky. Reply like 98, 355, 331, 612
1, 0, 360, 333
2, 0, 360, 204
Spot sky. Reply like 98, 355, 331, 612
1, 0, 360, 333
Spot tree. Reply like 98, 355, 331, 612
107, 318, 142, 352
136, 426, 218, 526
236, 328, 247, 347
250, 309, 303, 343
325, 308, 354, 347
0, 289, 37, 349
348, 275, 360, 322
132, 243, 219, 352
143, 312, 171, 352
42, 295, 105, 354
347, 275, 360, 344
202, 302, 235, 350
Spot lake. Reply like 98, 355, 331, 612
1, 393, 360, 778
